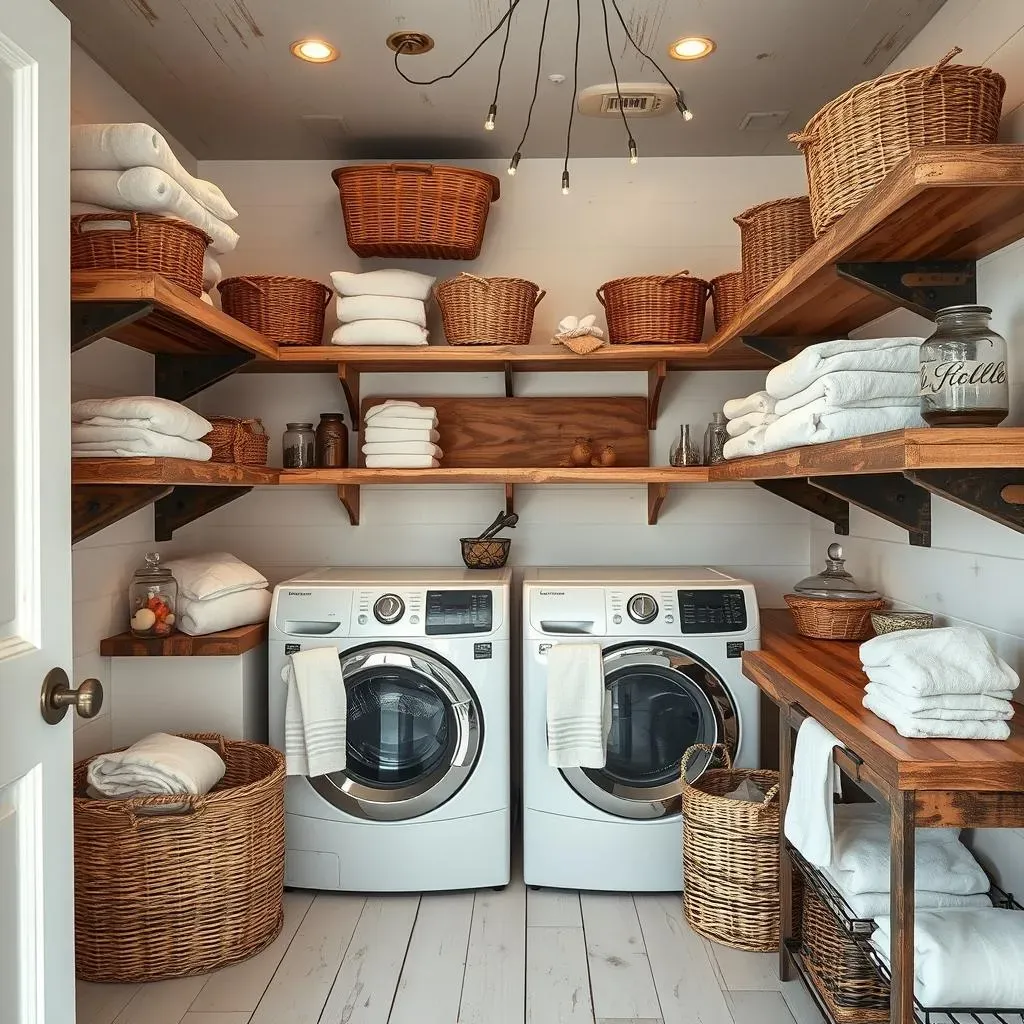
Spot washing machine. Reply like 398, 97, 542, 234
522, 567, 760, 892
269, 567, 511, 892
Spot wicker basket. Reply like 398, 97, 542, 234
791, 48, 1005, 236
681, 743, 781, 952
218, 275, 331, 346
74, 733, 285, 983
461, 537, 511, 569
784, 593, 887, 642
436, 274, 545, 346
598, 271, 710, 345
710, 271, 745, 331
332, 163, 501, 260
734, 198, 815, 301
204, 416, 269, 465
71, 213, 210, 296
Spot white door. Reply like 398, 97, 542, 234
0, 0, 75, 1022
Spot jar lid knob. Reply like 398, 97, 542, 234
827, 542, 843, 560
145, 552, 161, 567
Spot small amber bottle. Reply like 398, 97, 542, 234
315, 413, 349, 468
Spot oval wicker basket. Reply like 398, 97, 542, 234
790, 47, 1005, 236
710, 271, 745, 331
332, 163, 501, 260
734, 198, 815, 301
204, 416, 269, 465
71, 213, 210, 296
436, 273, 545, 346
73, 733, 285, 983
784, 593, 887, 641
597, 271, 710, 345
218, 275, 331, 346
681, 743, 781, 952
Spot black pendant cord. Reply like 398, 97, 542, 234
598, 0, 634, 158
511, 0, 554, 164
608, 0, 686, 110
562, 0, 582, 190
490, 0, 516, 111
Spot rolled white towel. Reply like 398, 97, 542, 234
863, 681, 1014, 722
723, 425, 769, 460
723, 391, 776, 419
774, 370, 920, 416
176, 588, 271, 637
726, 411, 777, 437
761, 404, 925, 454
87, 732, 226, 798
337, 295, 426, 326
331, 268, 435, 300
72, 396, 211, 440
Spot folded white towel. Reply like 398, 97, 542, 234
766, 337, 923, 400
201, 292, 214, 306
163, 553, 267, 603
72, 425, 211, 461
546, 643, 607, 768
364, 454, 440, 468
863, 689, 1011, 739
71, 396, 211, 440
774, 370, 920, 416
723, 424, 769, 460
203, 250, 222, 290
872, 909, 1024, 1008
361, 441, 443, 458
864, 682, 1014, 722
365, 401, 436, 422
762, 404, 925, 454
331, 320, 428, 346
783, 718, 843, 867
331, 269, 435, 301
368, 416, 440, 432
176, 588, 271, 636
726, 411, 778, 437
833, 801, 962, 842
283, 648, 347, 777
337, 295, 426, 327
364, 426, 441, 444
87, 732, 225, 798
723, 391, 776, 419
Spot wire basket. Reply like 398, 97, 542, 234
218, 275, 331, 346
734, 198, 815, 301
460, 537, 510, 569
436, 274, 545, 345
597, 271, 710, 345
204, 416, 269, 465
710, 271, 746, 331
784, 594, 887, 641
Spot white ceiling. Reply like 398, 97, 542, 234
58, 0, 948, 160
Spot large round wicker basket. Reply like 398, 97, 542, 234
436, 273, 544, 345
73, 733, 285, 983
735, 198, 815, 301
218, 275, 331, 346
710, 271, 745, 331
597, 271, 709, 345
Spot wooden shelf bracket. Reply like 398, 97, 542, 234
810, 472, 931, 546
336, 484, 360, 525
835, 260, 977, 318
755, 479, 850, 535
71, 299, 154, 352
72, 484, 171, 544
740, 337, 834, 364
647, 483, 668, 525
647, 360, 667, 428
154, 486, 253, 540
504, 483, 515, 516
155, 352, 254, 402
337, 365, 360, 429
904, 468, 1024, 536
504, 361, 514, 398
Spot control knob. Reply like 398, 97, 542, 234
627, 593, 658, 624
373, 593, 405, 624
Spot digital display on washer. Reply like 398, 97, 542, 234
425, 590, 493, 635
678, 589, 747, 633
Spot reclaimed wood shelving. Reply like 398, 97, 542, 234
100, 622, 267, 657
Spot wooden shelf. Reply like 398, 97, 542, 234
72, 458, 278, 486
279, 466, 708, 485
100, 622, 268, 658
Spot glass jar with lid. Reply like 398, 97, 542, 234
792, 543, 882, 601
315, 413, 348, 468
129, 552, 177, 637
283, 422, 316, 468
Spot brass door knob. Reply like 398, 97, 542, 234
40, 667, 104, 725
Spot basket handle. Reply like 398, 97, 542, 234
787, 131, 816, 150
533, 288, 546, 308
595, 286, 605, 307
318, 282, 333, 309
389, 163, 434, 175
662, 269, 691, 281
925, 47, 962, 82
458, 272, 491, 286
680, 742, 731, 778
72, 211, 140, 236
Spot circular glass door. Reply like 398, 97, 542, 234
560, 643, 739, 820
309, 645, 482, 821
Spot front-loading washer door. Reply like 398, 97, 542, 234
309, 644, 482, 822
560, 643, 739, 820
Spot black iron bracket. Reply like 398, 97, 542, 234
809, 473, 932, 547
154, 486, 252, 541
904, 469, 1024, 537
72, 484, 171, 544
71, 300, 153, 351
740, 336, 834, 364
154, 351, 255, 402
755, 479, 850, 535
836, 260, 977, 318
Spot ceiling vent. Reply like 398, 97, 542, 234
578, 82, 676, 117
739, 111, 790, 131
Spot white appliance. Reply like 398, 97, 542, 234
522, 567, 760, 892
269, 567, 511, 892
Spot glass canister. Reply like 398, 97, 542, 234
316, 413, 349, 468
703, 412, 729, 465
283, 422, 316, 468
669, 424, 703, 466
792, 543, 882, 601
129, 552, 177, 637
919, 305, 1009, 426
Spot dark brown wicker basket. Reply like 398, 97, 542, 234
597, 271, 710, 345
710, 271, 745, 331
204, 416, 269, 465
218, 275, 331, 346
332, 163, 501, 260
73, 733, 285, 983
71, 213, 210, 296
436, 274, 545, 346
735, 198, 815, 301
461, 537, 510, 569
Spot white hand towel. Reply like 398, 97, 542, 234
163, 553, 267, 602
871, 909, 1024, 1008
774, 370, 920, 416
364, 455, 440, 468
723, 391, 776, 419
87, 732, 225, 798
332, 320, 428, 346
723, 424, 769, 460
201, 292, 214, 306
203, 250, 222, 290
283, 648, 347, 777
72, 396, 211, 440
784, 717, 843, 867
366, 416, 440, 432
337, 295, 426, 326
726, 411, 778, 437
820, 863, 991, 919
864, 682, 1014, 722
766, 338, 923, 400
365, 401, 436, 422
361, 441, 443, 458
176, 588, 271, 636
546, 643, 608, 768
364, 426, 441, 444
860, 627, 1019, 697
863, 689, 1011, 739
72, 425, 212, 461
331, 269, 435, 301
762, 404, 925, 453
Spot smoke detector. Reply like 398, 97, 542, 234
578, 82, 676, 117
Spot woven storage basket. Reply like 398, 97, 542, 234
680, 743, 781, 952
598, 271, 710, 345
204, 416, 269, 465
791, 47, 1005, 236
71, 213, 210, 296
710, 271, 745, 331
218, 275, 331, 346
332, 163, 501, 260
784, 593, 887, 641
461, 537, 511, 569
734, 198, 815, 301
436, 273, 545, 345
74, 733, 285, 983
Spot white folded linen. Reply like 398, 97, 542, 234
774, 370, 920, 416
820, 863, 991, 919
365, 401, 436, 422
833, 801, 963, 843
726, 411, 777, 437
864, 682, 1014, 722
363, 426, 440, 444
361, 441, 443, 458
546, 643, 608, 768
784, 718, 843, 867
364, 454, 440, 468
72, 425, 212, 461
337, 295, 426, 326
330, 269, 435, 300
163, 552, 267, 603
723, 391, 776, 419
766, 337, 923, 400
203, 250, 222, 291
176, 587, 271, 637
367, 417, 439, 433
87, 732, 225, 798
331, 320, 428, 346
723, 425, 769, 460
71, 396, 211, 440
283, 647, 347, 776
762, 404, 925, 454
863, 689, 1011, 739
71, 168, 239, 254
871, 909, 1024, 1008
201, 292, 214, 306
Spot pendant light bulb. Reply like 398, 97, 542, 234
628, 139, 638, 165
485, 104, 497, 131
683, 108, 694, 122
507, 151, 521, 176
676, 98, 694, 122
561, 170, 570, 195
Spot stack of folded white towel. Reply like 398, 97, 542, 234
87, 731, 226, 800
361, 400, 443, 468
330, 269, 435, 347
163, 552, 271, 636
71, 396, 212, 461
70, 123, 238, 305
722, 337, 925, 460
860, 626, 1018, 740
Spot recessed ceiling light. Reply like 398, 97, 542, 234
290, 39, 338, 63
669, 36, 715, 61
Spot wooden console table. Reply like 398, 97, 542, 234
743, 610, 1024, 1024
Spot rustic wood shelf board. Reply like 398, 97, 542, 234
154, 485, 253, 541
279, 466, 711, 485
72, 483, 171, 544
72, 458, 279, 487
100, 623, 268, 658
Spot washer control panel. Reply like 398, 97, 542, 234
373, 593, 405, 624
627, 592, 658, 624
679, 589, 748, 633
426, 590, 493, 635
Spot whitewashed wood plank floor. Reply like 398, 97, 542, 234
77, 873, 825, 1024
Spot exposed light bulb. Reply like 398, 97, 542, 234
676, 99, 694, 121
561, 170, 570, 195
507, 151, 521, 176
484, 104, 497, 131
683, 108, 694, 122
628, 139, 638, 165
